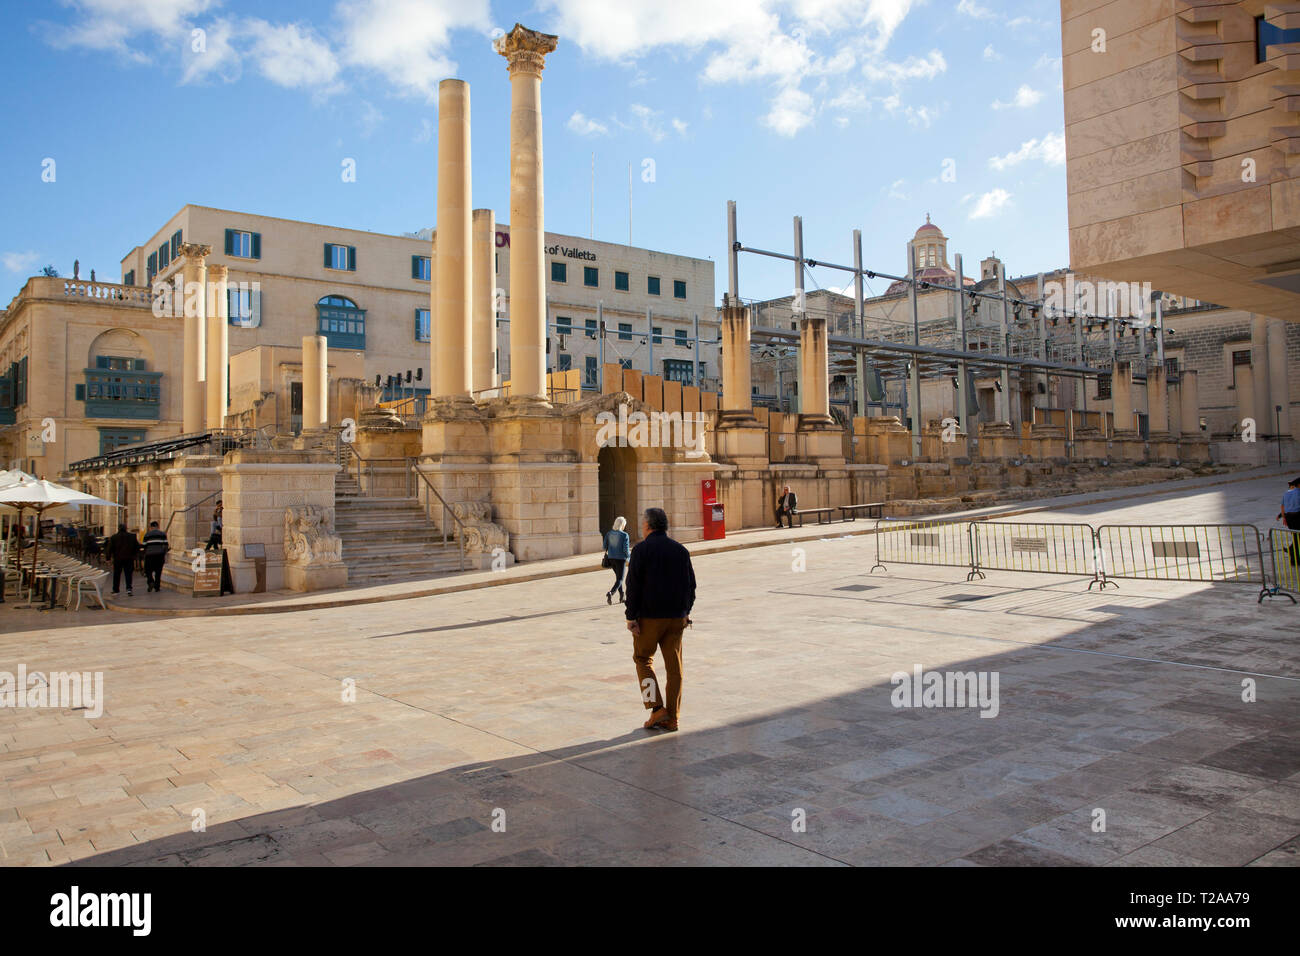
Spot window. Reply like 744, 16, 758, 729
585, 318, 597, 339
415, 308, 431, 342
324, 243, 356, 271
551, 261, 567, 283
663, 359, 694, 385
412, 256, 431, 281
157, 242, 170, 270
652, 326, 662, 345
1096, 373, 1112, 401
647, 276, 661, 296
673, 279, 687, 299
123, 270, 135, 287
1231, 349, 1251, 388
81, 358, 162, 419
170, 229, 182, 261
317, 294, 366, 349
225, 229, 261, 259
9, 357, 28, 408
615, 271, 629, 291
556, 316, 572, 338
675, 329, 688, 347
584, 355, 598, 387
557, 352, 572, 372
618, 322, 632, 341
618, 359, 632, 370
1164, 356, 1180, 379
228, 285, 261, 328
1257, 15, 1300, 63
584, 266, 599, 288
146, 253, 157, 283
98, 429, 147, 455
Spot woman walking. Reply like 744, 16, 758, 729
205, 500, 223, 553
603, 516, 631, 605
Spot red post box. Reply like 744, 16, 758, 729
701, 478, 725, 540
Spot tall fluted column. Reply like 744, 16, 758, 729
205, 263, 230, 428
301, 335, 328, 432
472, 208, 497, 393
498, 24, 558, 402
179, 243, 210, 433
435, 79, 473, 402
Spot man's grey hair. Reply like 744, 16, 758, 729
644, 508, 669, 533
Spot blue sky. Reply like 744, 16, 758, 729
1, 0, 1066, 306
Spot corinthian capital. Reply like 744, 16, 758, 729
496, 23, 558, 76
179, 242, 212, 262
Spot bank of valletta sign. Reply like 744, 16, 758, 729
495, 230, 597, 262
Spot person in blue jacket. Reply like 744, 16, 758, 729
604, 515, 631, 605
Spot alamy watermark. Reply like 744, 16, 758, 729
1, 665, 104, 718
595, 404, 707, 458
890, 665, 999, 718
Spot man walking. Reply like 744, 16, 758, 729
142, 520, 168, 592
1278, 476, 1300, 565
624, 507, 696, 732
775, 484, 798, 528
108, 523, 140, 596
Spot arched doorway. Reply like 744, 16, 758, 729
598, 445, 639, 543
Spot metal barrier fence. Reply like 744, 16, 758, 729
870, 518, 982, 581
868, 517, 1297, 603
971, 521, 1102, 586
1265, 528, 1300, 605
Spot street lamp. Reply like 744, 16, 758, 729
1277, 405, 1283, 467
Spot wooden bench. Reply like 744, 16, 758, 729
839, 502, 884, 522
793, 507, 836, 527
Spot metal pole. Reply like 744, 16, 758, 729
597, 300, 605, 390
726, 200, 739, 305
693, 313, 700, 388
955, 252, 967, 431
647, 307, 654, 376
793, 215, 804, 416
908, 243, 922, 457
998, 262, 1011, 425
1155, 294, 1164, 365
854, 229, 866, 418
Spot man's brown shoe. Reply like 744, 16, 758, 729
643, 708, 670, 729
657, 719, 678, 732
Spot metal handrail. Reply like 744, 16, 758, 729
405, 459, 468, 571
164, 489, 222, 550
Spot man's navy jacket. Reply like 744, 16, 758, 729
624, 530, 696, 621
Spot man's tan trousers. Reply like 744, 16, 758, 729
633, 617, 686, 719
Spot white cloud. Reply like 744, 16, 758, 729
982, 44, 1000, 61
567, 111, 609, 136
992, 84, 1043, 110
886, 178, 907, 199
956, 0, 994, 19
671, 117, 689, 135
337, 0, 490, 100
180, 17, 240, 84
988, 131, 1066, 170
245, 19, 340, 90
765, 86, 814, 137
968, 188, 1012, 219
40, 0, 215, 59
2, 252, 41, 274
413, 118, 433, 142
862, 49, 946, 87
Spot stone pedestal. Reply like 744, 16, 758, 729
1072, 428, 1107, 460
859, 416, 913, 465
1029, 423, 1067, 460
977, 421, 1020, 460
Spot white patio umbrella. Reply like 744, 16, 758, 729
0, 479, 121, 594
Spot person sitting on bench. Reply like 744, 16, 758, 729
775, 485, 797, 529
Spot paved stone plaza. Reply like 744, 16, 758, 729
1, 470, 1297, 867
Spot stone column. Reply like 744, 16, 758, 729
205, 263, 230, 429
1251, 313, 1270, 433
302, 335, 328, 432
1180, 369, 1201, 436
1111, 361, 1135, 435
1146, 365, 1168, 436
1267, 317, 1290, 439
472, 208, 497, 393
498, 24, 558, 403
434, 79, 474, 403
798, 314, 833, 427
179, 243, 211, 433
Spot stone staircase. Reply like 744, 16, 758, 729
330, 443, 465, 586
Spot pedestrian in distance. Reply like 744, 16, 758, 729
142, 520, 168, 592
108, 523, 140, 596
205, 501, 223, 552
1278, 475, 1300, 565
603, 515, 631, 605
624, 507, 696, 732
775, 484, 797, 528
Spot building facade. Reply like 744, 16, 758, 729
0, 204, 716, 476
